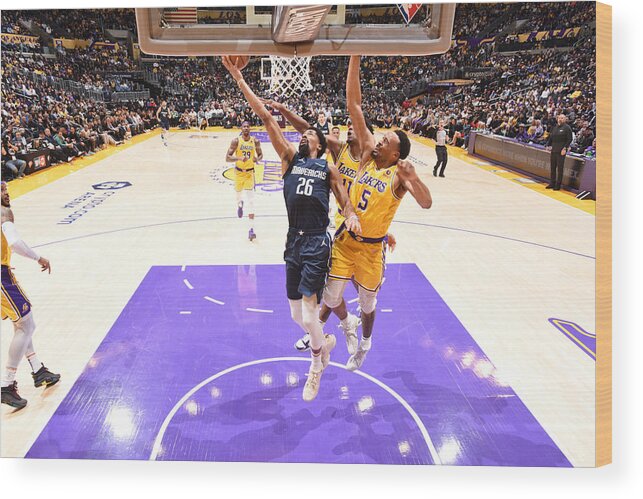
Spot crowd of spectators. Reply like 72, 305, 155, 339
398, 38, 595, 156
453, 1, 594, 40
1, 11, 25, 34
28, 9, 136, 41
2, 3, 598, 181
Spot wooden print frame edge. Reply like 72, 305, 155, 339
596, 1, 612, 467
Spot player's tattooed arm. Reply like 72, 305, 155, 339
346, 56, 376, 165
329, 164, 362, 235
254, 138, 264, 162
225, 138, 240, 162
221, 57, 295, 171
394, 159, 432, 209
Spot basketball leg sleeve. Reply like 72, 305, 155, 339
2, 312, 35, 386
25, 341, 42, 372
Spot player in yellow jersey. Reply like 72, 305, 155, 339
323, 55, 433, 371
1, 181, 60, 409
259, 99, 405, 356
226, 121, 263, 241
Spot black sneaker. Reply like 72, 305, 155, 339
1, 381, 27, 409
32, 365, 61, 388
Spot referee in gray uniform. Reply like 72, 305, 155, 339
433, 121, 448, 177
545, 114, 574, 191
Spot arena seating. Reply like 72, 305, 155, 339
1, 3, 597, 181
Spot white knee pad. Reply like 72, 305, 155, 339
6, 312, 36, 369
322, 279, 347, 309
358, 287, 378, 314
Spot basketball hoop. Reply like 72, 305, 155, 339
261, 56, 313, 98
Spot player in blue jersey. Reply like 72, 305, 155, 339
222, 56, 362, 401
156, 100, 170, 146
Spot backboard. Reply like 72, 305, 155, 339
135, 4, 456, 57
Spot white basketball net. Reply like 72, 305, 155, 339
263, 56, 313, 98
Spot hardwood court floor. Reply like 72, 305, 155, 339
1, 127, 596, 466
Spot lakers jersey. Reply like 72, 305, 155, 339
350, 159, 402, 239
1, 231, 10, 267
334, 142, 361, 227
235, 136, 257, 171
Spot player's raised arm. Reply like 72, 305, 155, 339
260, 98, 341, 160
225, 137, 240, 162
221, 57, 296, 171
394, 159, 432, 209
328, 165, 361, 235
346, 56, 376, 164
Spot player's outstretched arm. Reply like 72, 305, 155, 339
1, 207, 51, 273
394, 159, 432, 209
260, 99, 341, 160
346, 56, 376, 164
225, 138, 240, 162
221, 57, 295, 171
328, 165, 361, 235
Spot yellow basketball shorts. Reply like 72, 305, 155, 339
328, 231, 386, 292
234, 168, 255, 192
1, 266, 32, 322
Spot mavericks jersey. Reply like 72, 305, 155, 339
1, 231, 10, 266
235, 136, 257, 171
350, 159, 402, 239
316, 121, 330, 135
283, 153, 330, 230
159, 109, 169, 122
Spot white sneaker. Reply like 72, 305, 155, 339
303, 366, 324, 402
322, 334, 336, 368
346, 345, 369, 371
339, 313, 360, 355
294, 333, 310, 352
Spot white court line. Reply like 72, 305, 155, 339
179, 311, 191, 315
348, 297, 359, 304
183, 279, 194, 290
381, 309, 393, 313
149, 357, 441, 464
181, 265, 186, 272
246, 308, 273, 314
204, 296, 225, 306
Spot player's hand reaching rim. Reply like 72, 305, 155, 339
345, 213, 362, 236
38, 256, 51, 274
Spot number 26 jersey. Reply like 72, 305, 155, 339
283, 153, 331, 231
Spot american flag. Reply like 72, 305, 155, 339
163, 7, 198, 24
397, 4, 423, 24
